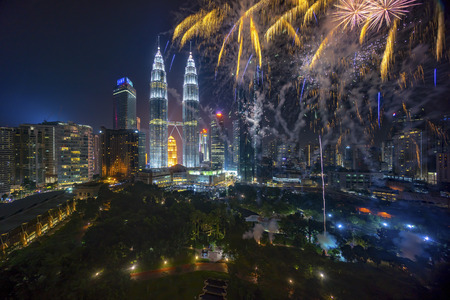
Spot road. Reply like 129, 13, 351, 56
130, 262, 228, 280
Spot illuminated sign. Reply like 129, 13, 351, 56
117, 77, 133, 87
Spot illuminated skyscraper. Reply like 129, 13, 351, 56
211, 112, 225, 170
0, 127, 14, 194
168, 136, 177, 167
199, 129, 210, 163
113, 77, 137, 130
149, 44, 168, 168
101, 127, 138, 178
182, 52, 199, 168
13, 122, 92, 187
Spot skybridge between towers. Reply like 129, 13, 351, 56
168, 121, 183, 142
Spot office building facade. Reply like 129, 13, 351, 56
149, 46, 168, 168
101, 127, 139, 178
182, 52, 200, 168
0, 127, 14, 194
211, 113, 225, 170
199, 129, 210, 163
113, 77, 137, 130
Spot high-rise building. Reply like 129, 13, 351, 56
253, 65, 263, 182
168, 136, 177, 167
199, 128, 210, 163
437, 153, 450, 184
13, 122, 93, 188
0, 127, 14, 195
113, 77, 137, 130
138, 131, 147, 170
393, 129, 425, 179
56, 122, 93, 186
149, 44, 168, 168
236, 88, 255, 183
231, 120, 240, 172
101, 127, 138, 178
93, 134, 101, 176
211, 112, 225, 170
182, 52, 199, 168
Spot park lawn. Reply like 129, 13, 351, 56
128, 271, 230, 299
133, 250, 197, 273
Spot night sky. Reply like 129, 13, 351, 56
0, 0, 216, 137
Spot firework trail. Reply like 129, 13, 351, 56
313, 11, 318, 25
436, 1, 445, 61
236, 38, 243, 80
380, 19, 398, 81
169, 54, 176, 72
250, 17, 262, 67
217, 23, 237, 68
164, 40, 170, 54
292, 27, 299, 46
434, 68, 437, 87
241, 54, 253, 83
299, 78, 306, 104
359, 18, 370, 44
310, 28, 336, 70
378, 92, 381, 128
265, 0, 309, 45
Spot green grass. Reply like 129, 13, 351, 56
129, 271, 230, 300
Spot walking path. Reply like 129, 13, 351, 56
130, 262, 228, 280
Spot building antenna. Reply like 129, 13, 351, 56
157, 35, 160, 49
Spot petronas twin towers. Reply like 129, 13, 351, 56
149, 45, 199, 168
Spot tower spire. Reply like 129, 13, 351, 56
157, 35, 160, 50
190, 41, 192, 54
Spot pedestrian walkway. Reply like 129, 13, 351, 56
130, 262, 228, 280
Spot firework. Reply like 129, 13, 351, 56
250, 17, 262, 67
434, 68, 437, 87
334, 0, 370, 30
241, 54, 253, 83
377, 92, 381, 128
265, 0, 309, 42
173, 10, 206, 41
304, 1, 321, 26
169, 54, 176, 72
436, 2, 445, 61
179, 6, 229, 48
299, 78, 306, 104
359, 19, 370, 43
380, 19, 398, 81
310, 28, 336, 69
236, 38, 243, 80
217, 23, 237, 68
265, 18, 302, 47
367, 0, 419, 31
